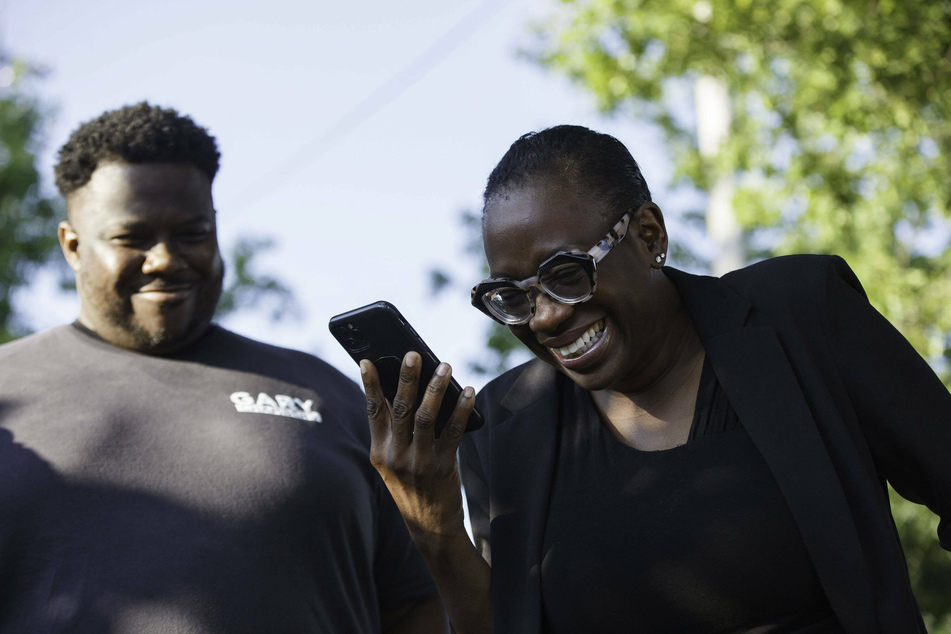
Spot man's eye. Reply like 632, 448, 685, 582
111, 235, 148, 247
177, 230, 211, 243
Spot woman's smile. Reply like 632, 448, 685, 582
547, 319, 612, 371
552, 319, 604, 359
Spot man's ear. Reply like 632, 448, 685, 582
58, 221, 81, 272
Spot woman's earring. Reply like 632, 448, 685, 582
655, 253, 666, 264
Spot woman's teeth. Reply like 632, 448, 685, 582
554, 321, 604, 359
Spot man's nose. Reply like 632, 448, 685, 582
529, 292, 573, 333
142, 241, 186, 275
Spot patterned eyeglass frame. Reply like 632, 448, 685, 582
471, 209, 633, 325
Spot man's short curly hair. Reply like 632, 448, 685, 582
54, 102, 220, 197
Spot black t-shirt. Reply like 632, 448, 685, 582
540, 357, 840, 633
0, 325, 435, 633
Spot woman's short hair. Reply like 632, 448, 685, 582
483, 125, 652, 222
55, 102, 220, 197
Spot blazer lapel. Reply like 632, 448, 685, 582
489, 361, 561, 634
666, 268, 878, 633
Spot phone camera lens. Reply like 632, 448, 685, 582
336, 327, 369, 353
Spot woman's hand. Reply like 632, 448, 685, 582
361, 352, 475, 545
362, 353, 492, 633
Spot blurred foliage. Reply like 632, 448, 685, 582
0, 59, 63, 344
429, 210, 526, 376
527, 0, 951, 627
891, 485, 951, 633
215, 237, 299, 322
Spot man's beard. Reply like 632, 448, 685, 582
81, 264, 225, 354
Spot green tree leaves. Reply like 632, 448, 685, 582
0, 60, 63, 343
215, 237, 299, 322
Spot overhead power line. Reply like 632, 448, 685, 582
229, 0, 513, 214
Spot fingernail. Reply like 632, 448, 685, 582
436, 363, 449, 377
406, 353, 418, 368
359, 360, 368, 374
464, 387, 474, 398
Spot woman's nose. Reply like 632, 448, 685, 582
529, 292, 573, 333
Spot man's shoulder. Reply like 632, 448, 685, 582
189, 326, 360, 392
200, 327, 323, 363
0, 325, 79, 362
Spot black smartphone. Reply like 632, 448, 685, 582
329, 301, 484, 436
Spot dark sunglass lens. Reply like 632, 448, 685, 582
486, 287, 531, 323
539, 261, 592, 302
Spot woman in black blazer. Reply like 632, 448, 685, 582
361, 125, 951, 633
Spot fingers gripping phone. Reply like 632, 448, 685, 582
329, 301, 484, 437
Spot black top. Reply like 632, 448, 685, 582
540, 357, 841, 632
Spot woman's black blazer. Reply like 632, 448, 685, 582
459, 254, 951, 634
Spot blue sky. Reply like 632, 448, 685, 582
5, 0, 690, 388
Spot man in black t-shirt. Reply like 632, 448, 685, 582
0, 103, 445, 633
